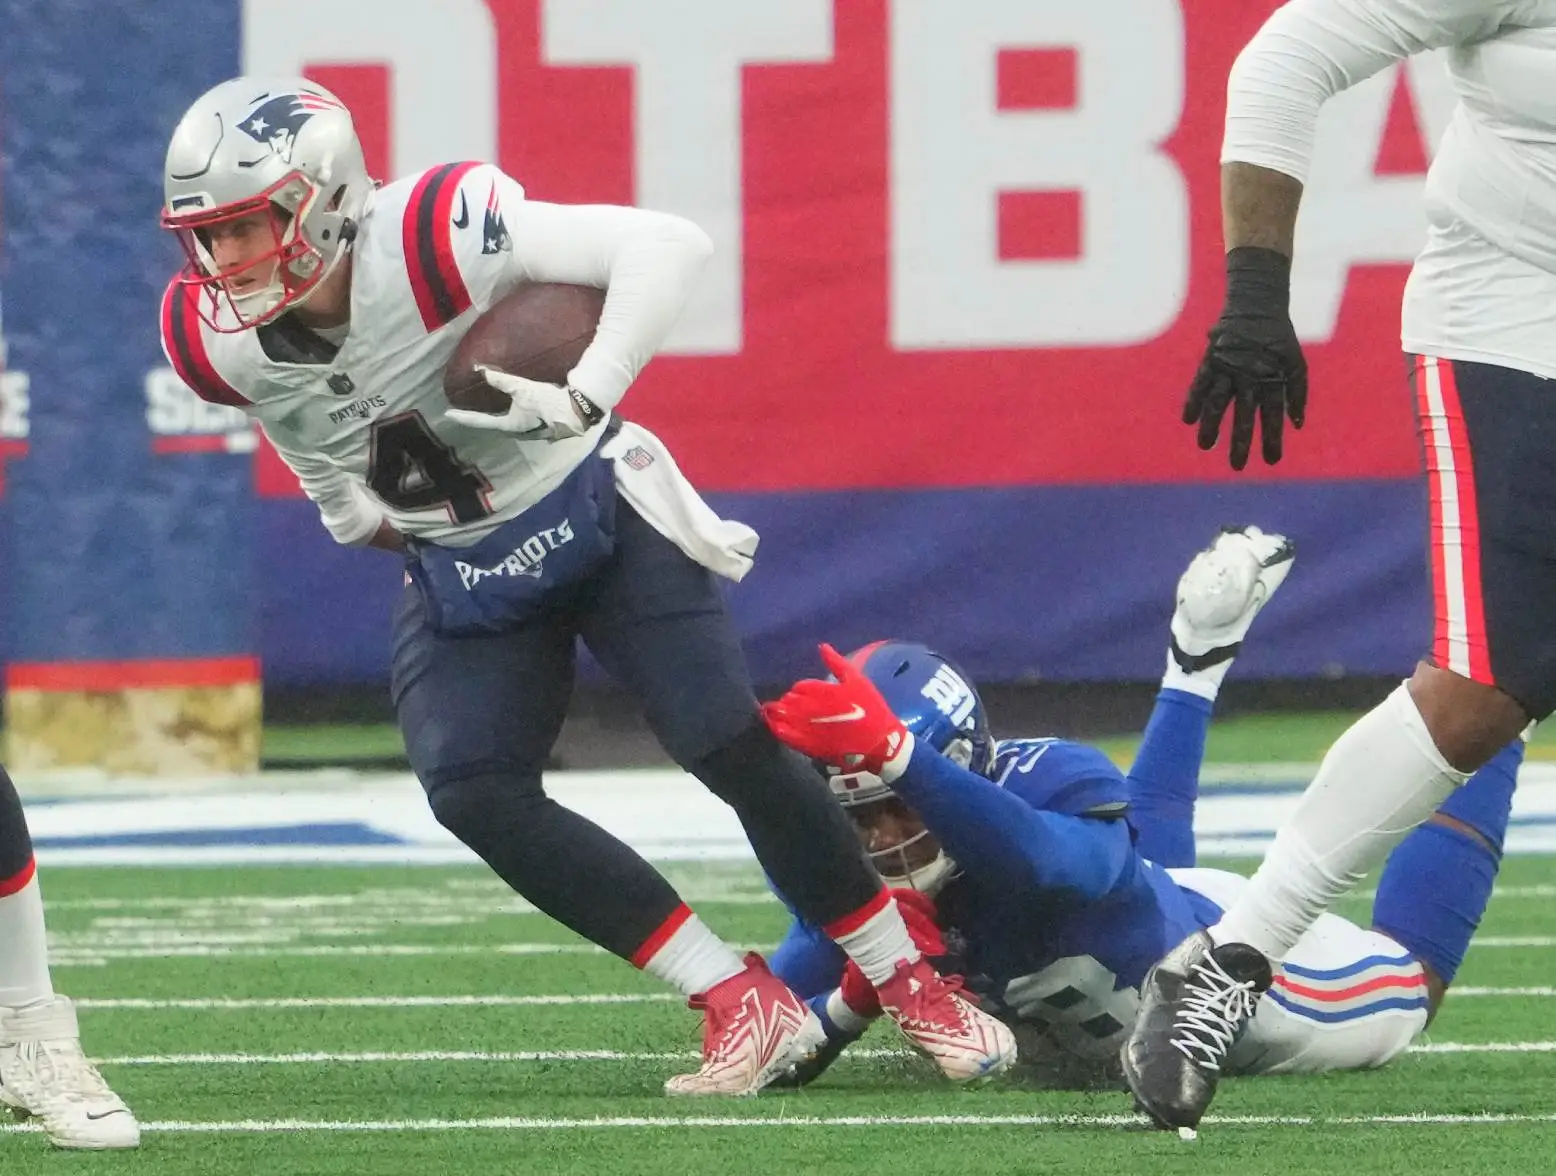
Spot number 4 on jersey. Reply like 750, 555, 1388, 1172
367, 411, 493, 525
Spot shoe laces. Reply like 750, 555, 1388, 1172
1168, 954, 1260, 1073
12, 1039, 117, 1105
884, 960, 972, 1029
687, 973, 785, 1064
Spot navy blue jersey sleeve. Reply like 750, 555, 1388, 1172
768, 917, 846, 1001
889, 740, 1134, 900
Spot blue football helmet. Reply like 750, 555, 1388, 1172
824, 640, 993, 893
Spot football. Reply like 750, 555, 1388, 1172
443, 282, 606, 413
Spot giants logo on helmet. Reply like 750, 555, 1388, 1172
237, 91, 342, 165
921, 664, 977, 728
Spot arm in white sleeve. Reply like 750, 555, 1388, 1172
1224, 0, 1516, 182
504, 201, 714, 410
260, 424, 385, 547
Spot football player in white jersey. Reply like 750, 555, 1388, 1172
157, 77, 1015, 1096
1125, 0, 1556, 1131
0, 768, 138, 1149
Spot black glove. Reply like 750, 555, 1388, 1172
1183, 246, 1308, 470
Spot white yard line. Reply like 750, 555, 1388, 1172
44, 891, 780, 913
1467, 937, 1556, 948
83, 1042, 1556, 1066
5, 1111, 1556, 1135
44, 938, 1556, 967
50, 943, 611, 964
74, 987, 1555, 1012
33, 883, 1556, 914
74, 993, 681, 1010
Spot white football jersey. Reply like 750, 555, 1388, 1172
1224, 0, 1556, 377
159, 162, 709, 546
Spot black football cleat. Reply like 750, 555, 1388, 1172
1120, 932, 1273, 1132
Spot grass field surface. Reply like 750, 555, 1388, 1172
7, 859, 1554, 1174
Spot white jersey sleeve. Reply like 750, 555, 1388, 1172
437, 164, 713, 412
1223, 0, 1523, 182
158, 277, 383, 547
505, 199, 714, 411
259, 422, 384, 546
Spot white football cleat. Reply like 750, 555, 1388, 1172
876, 957, 1017, 1083
1170, 525, 1295, 669
0, 996, 140, 1150
664, 954, 828, 1096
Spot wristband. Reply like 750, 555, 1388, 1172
567, 385, 606, 427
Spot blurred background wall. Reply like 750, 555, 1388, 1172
0, 1, 1448, 767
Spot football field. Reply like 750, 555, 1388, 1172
9, 858, 1555, 1175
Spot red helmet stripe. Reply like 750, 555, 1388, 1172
844, 639, 891, 667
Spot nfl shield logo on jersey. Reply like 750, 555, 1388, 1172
621, 446, 654, 471
326, 371, 356, 397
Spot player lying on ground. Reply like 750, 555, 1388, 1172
0, 766, 138, 1149
761, 528, 1518, 1089
157, 77, 1012, 1096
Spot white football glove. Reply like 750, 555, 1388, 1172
443, 365, 592, 442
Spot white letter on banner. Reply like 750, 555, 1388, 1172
1291, 52, 1454, 342
890, 0, 1187, 348
543, 0, 834, 354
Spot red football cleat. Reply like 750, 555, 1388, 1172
664, 954, 828, 1096
876, 957, 1017, 1082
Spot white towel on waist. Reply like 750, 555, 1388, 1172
601, 420, 760, 582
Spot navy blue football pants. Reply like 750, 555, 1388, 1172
391, 501, 880, 960
0, 766, 34, 893
1411, 355, 1556, 719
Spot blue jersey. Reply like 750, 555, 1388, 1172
771, 736, 1217, 1060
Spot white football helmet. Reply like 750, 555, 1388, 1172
161, 76, 376, 331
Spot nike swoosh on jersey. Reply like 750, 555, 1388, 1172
811, 704, 866, 724
452, 192, 470, 229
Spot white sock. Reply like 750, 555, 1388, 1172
827, 893, 922, 986
0, 865, 54, 1009
1163, 650, 1232, 702
635, 907, 745, 997
1210, 683, 1468, 961
825, 988, 876, 1032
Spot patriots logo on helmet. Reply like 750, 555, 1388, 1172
481, 182, 512, 255
237, 92, 341, 164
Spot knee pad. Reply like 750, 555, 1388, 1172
424, 766, 544, 841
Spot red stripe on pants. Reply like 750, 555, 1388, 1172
1413, 357, 1492, 684
0, 856, 37, 898
822, 887, 891, 940
630, 903, 693, 970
